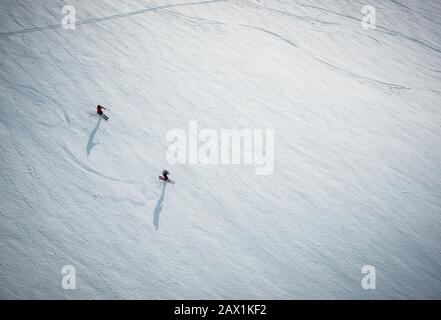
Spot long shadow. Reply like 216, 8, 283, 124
87, 117, 102, 156
153, 182, 167, 230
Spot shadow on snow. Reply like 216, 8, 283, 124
87, 117, 102, 156
153, 182, 167, 230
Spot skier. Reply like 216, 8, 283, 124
162, 170, 170, 181
96, 105, 109, 120
159, 169, 174, 184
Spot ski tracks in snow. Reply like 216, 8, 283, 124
0, 0, 416, 93
0, 0, 228, 38
61, 141, 143, 185
238, 23, 409, 93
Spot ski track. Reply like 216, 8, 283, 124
61, 142, 143, 185
313, 57, 411, 93
250, 2, 341, 27
238, 24, 409, 93
0, 0, 228, 38
294, 2, 441, 55
239, 24, 298, 48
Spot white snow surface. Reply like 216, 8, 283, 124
1, 0, 441, 299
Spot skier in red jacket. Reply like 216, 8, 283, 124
96, 105, 108, 120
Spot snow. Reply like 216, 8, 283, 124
0, 0, 440, 299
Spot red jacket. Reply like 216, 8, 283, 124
97, 105, 106, 114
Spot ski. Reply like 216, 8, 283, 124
159, 176, 175, 184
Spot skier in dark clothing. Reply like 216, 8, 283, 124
96, 105, 108, 120
162, 170, 170, 181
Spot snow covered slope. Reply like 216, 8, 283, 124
1, 0, 440, 299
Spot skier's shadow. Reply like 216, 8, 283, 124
153, 182, 167, 230
87, 117, 102, 156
